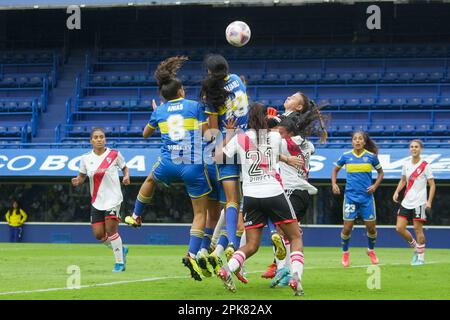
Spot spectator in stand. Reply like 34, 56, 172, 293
5, 199, 28, 242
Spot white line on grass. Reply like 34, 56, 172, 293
0, 261, 444, 296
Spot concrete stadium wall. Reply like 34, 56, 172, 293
1, 223, 449, 248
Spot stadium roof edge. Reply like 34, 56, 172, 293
0, 0, 426, 11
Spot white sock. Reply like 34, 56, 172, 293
103, 235, 112, 249
228, 251, 246, 273
416, 244, 425, 261
109, 233, 124, 264
290, 251, 304, 280
285, 238, 291, 272
200, 248, 209, 256
211, 209, 226, 248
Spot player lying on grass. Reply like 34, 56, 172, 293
393, 139, 435, 266
331, 131, 384, 267
124, 56, 212, 281
71, 127, 130, 272
214, 102, 305, 296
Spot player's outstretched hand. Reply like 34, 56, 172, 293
123, 176, 130, 185
332, 183, 340, 195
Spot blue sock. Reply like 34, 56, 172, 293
188, 229, 204, 257
225, 203, 239, 248
341, 233, 351, 252
368, 232, 377, 250
201, 228, 214, 251
133, 193, 152, 216
267, 219, 277, 234
218, 228, 229, 249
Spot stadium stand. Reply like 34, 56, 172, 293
45, 45, 448, 149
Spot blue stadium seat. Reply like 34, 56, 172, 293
369, 124, 384, 135
398, 72, 413, 82
429, 72, 444, 82
129, 126, 144, 136
432, 124, 448, 135
376, 98, 391, 108
352, 124, 369, 132
119, 75, 133, 85
422, 97, 437, 108
92, 75, 105, 85
290, 73, 308, 84
103, 126, 116, 136
367, 72, 382, 82
263, 73, 280, 84
416, 124, 431, 135
247, 73, 264, 85
279, 73, 292, 84
307, 73, 321, 83
323, 73, 339, 83
8, 126, 21, 137
109, 100, 124, 110
339, 73, 352, 83
383, 124, 400, 135
405, 97, 422, 109
338, 125, 353, 135
437, 97, 450, 108
330, 98, 344, 108
382, 72, 398, 83
352, 72, 368, 83
360, 98, 375, 108
344, 98, 360, 109
72, 126, 87, 137
412, 72, 429, 83
0, 126, 6, 136
399, 124, 416, 135
391, 98, 406, 108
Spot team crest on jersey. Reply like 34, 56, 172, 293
106, 157, 112, 164
363, 156, 369, 162
417, 168, 422, 174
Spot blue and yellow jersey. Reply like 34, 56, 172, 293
335, 149, 382, 202
205, 73, 249, 135
148, 98, 207, 163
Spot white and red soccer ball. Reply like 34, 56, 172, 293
226, 21, 251, 47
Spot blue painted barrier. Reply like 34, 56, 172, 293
1, 223, 449, 248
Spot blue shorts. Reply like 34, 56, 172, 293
343, 195, 376, 222
217, 163, 240, 181
151, 157, 212, 199
207, 164, 226, 203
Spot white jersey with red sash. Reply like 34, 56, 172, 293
223, 130, 284, 198
79, 148, 126, 210
401, 159, 434, 210
280, 135, 317, 194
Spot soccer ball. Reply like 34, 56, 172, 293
225, 21, 251, 47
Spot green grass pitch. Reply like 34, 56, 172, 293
0, 243, 449, 300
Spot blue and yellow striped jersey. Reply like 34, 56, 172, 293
148, 98, 207, 163
335, 149, 382, 202
205, 73, 249, 135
